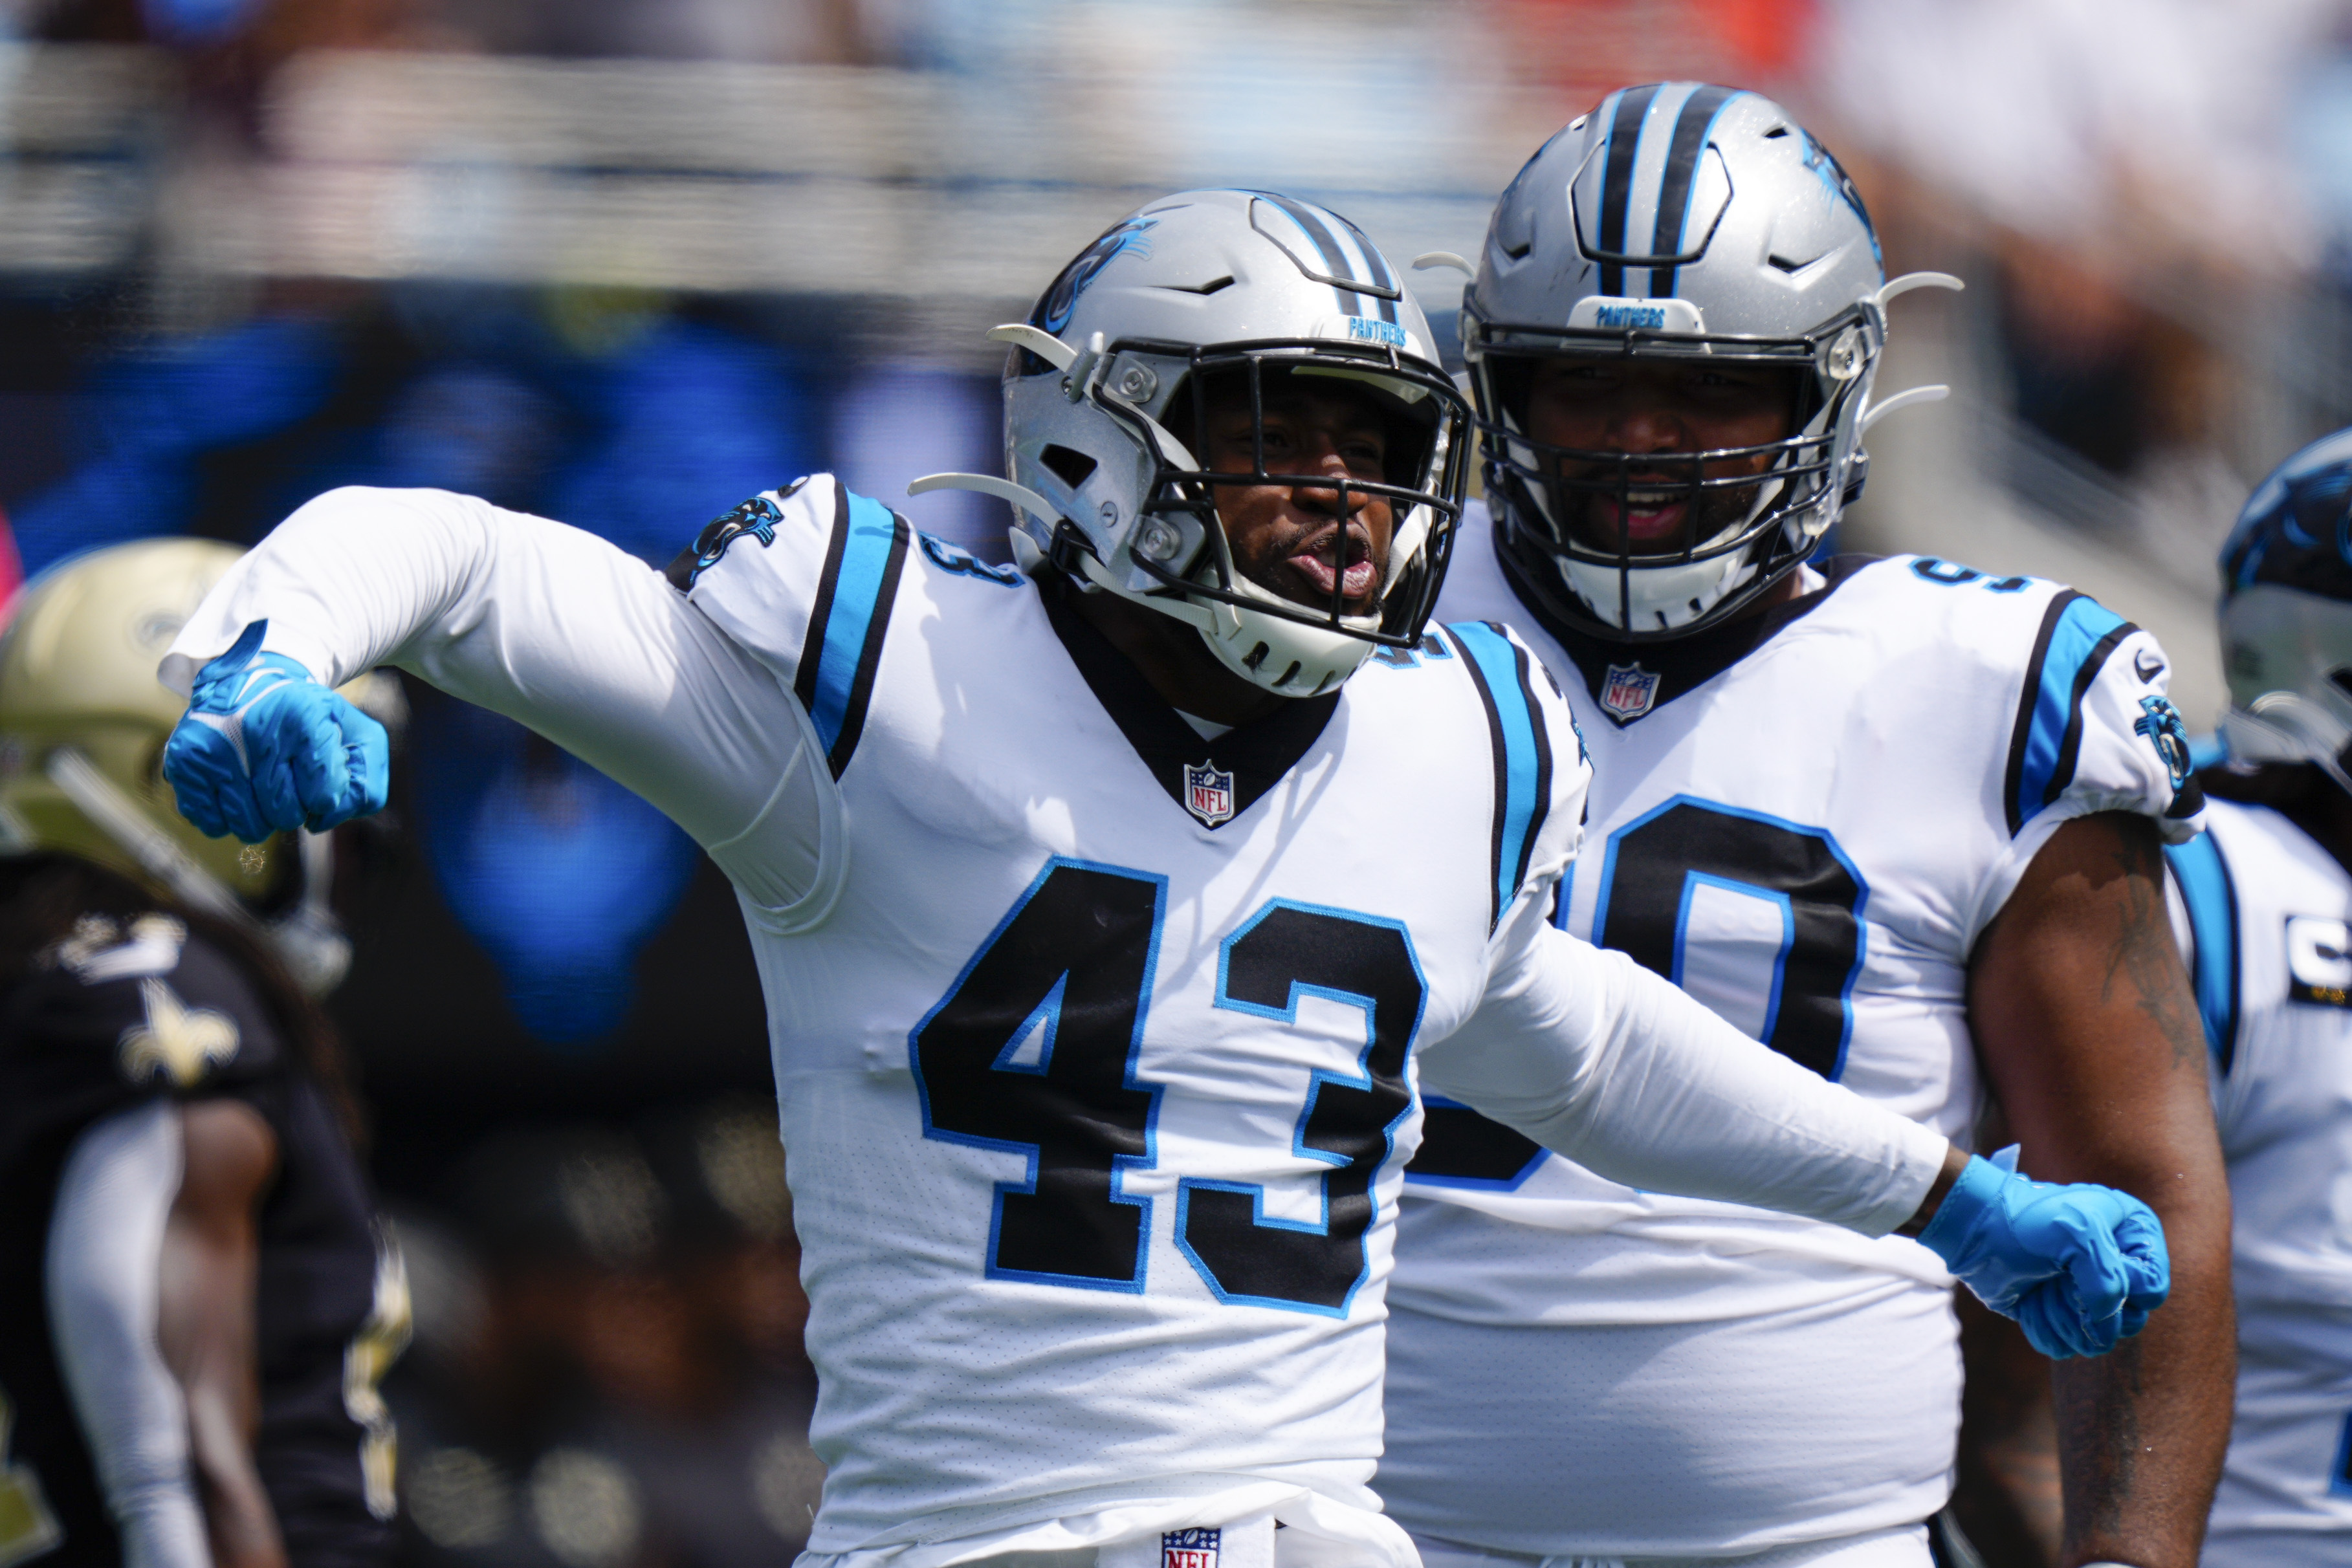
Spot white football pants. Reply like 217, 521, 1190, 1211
1407, 1523, 1933, 1568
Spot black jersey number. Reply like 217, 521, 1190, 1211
1591, 797, 1866, 1080
1407, 796, 1865, 1188
913, 860, 1166, 1292
913, 865, 1423, 1312
1178, 902, 1421, 1316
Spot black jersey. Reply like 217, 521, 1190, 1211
0, 910, 402, 1568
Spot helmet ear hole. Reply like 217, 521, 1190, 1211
1040, 444, 1098, 490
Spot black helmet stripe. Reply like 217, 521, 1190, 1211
1339, 212, 1404, 325
1594, 83, 1661, 298
1649, 83, 1739, 296
1264, 192, 1391, 318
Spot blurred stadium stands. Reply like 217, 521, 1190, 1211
6, 1, 2352, 1559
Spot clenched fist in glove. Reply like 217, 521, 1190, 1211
1918, 1144, 2170, 1360
163, 620, 390, 842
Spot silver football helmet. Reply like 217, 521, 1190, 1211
1464, 83, 1955, 640
2217, 426, 2352, 792
920, 190, 1471, 698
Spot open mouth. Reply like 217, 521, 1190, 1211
1284, 522, 1378, 605
1588, 480, 1695, 547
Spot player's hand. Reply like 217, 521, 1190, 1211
162, 620, 390, 842
1917, 1146, 2170, 1360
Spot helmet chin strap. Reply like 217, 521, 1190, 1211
45, 746, 352, 997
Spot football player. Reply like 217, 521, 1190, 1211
0, 539, 408, 1568
1384, 88, 2231, 1568
2122, 431, 2352, 1565
155, 190, 2164, 1568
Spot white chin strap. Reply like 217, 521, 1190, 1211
2225, 695, 2352, 794
1557, 548, 1759, 635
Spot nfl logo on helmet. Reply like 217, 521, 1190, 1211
1601, 662, 1661, 721
1183, 761, 1235, 827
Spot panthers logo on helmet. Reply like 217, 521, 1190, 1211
1032, 216, 1156, 336
2134, 695, 2193, 790
1800, 131, 1876, 250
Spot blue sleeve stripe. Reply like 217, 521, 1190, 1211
2164, 833, 2241, 1073
793, 481, 909, 777
2003, 591, 2135, 835
1448, 622, 1552, 930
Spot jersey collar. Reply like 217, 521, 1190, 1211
1040, 578, 1341, 830
1497, 526, 1874, 726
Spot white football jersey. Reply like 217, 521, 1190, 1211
2172, 796, 2352, 1565
164, 483, 1946, 1568
1381, 508, 2202, 1559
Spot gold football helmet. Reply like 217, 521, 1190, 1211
0, 538, 377, 994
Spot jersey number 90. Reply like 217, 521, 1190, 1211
912, 859, 1421, 1317
1413, 796, 1867, 1188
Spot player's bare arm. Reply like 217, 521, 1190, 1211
1970, 810, 2234, 1568
158, 1098, 287, 1568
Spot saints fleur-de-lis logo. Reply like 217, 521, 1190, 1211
118, 978, 239, 1088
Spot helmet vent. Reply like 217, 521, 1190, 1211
1243, 642, 1271, 671
2328, 667, 2352, 700
1763, 125, 1790, 138
1767, 252, 1818, 274
1040, 444, 1099, 489
1159, 275, 1236, 296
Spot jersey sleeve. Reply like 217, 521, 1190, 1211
1444, 620, 1592, 938
1972, 593, 2207, 941
159, 483, 841, 920
1417, 898, 1949, 1236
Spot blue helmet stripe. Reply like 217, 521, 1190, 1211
2164, 831, 2241, 1072
2003, 591, 2135, 834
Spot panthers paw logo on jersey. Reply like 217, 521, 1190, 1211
118, 977, 239, 1087
668, 481, 808, 589
2133, 695, 2192, 789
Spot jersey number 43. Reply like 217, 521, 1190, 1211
912, 858, 1421, 1318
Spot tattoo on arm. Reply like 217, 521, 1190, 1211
2096, 819, 2206, 1071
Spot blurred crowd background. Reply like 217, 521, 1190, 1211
3, 1, 2350, 1562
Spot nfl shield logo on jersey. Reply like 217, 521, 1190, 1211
1601, 662, 1661, 720
1183, 761, 1235, 827
1163, 1529, 1220, 1568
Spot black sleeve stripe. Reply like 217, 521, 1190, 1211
824, 517, 909, 778
2047, 620, 2137, 808
2001, 589, 2135, 835
1447, 622, 1550, 931
794, 479, 911, 779
791, 479, 854, 719
1508, 636, 1555, 906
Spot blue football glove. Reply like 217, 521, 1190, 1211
163, 620, 390, 842
1918, 1146, 2170, 1360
